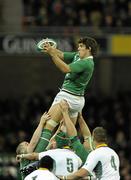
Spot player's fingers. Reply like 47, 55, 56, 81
46, 116, 51, 121
43, 113, 51, 119
44, 41, 50, 47
43, 112, 47, 115
45, 112, 51, 117
60, 99, 68, 105
60, 101, 69, 110
43, 46, 48, 51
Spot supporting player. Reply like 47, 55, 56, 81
16, 134, 82, 177
16, 112, 52, 180
60, 127, 120, 180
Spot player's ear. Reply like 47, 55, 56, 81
89, 47, 91, 51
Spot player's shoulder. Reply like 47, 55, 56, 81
80, 56, 94, 68
108, 147, 119, 157
95, 147, 119, 157
84, 56, 94, 63
89, 147, 107, 156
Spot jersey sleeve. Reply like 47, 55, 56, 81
63, 52, 76, 63
70, 136, 89, 164
69, 59, 94, 73
82, 150, 99, 173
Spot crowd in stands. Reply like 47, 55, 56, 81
22, 0, 131, 29
0, 90, 131, 179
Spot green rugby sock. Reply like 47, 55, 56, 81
34, 129, 52, 152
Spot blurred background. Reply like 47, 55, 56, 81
0, 0, 131, 179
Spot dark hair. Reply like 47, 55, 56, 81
39, 155, 54, 171
93, 127, 107, 143
78, 37, 98, 57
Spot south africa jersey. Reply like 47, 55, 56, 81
39, 148, 82, 176
83, 147, 120, 180
24, 169, 59, 180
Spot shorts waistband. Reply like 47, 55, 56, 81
61, 89, 84, 97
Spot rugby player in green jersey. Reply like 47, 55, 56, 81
16, 112, 52, 180
37, 37, 98, 150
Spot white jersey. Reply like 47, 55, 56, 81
24, 169, 59, 180
83, 147, 120, 180
39, 148, 82, 176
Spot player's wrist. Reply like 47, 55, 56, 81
40, 119, 46, 125
50, 52, 57, 58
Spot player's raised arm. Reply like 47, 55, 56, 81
78, 113, 93, 150
59, 100, 77, 137
37, 38, 64, 60
37, 38, 79, 73
44, 42, 71, 73
27, 112, 51, 153
50, 48, 64, 60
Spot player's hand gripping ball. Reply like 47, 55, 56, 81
37, 38, 57, 52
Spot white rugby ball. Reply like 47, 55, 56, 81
37, 38, 57, 51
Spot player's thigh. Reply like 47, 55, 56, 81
44, 103, 62, 131
48, 103, 62, 122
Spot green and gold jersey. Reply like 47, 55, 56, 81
62, 52, 94, 96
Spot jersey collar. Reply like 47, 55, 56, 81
96, 143, 108, 149
87, 55, 93, 59
82, 55, 93, 60
39, 168, 48, 170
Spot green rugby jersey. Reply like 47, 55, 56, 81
62, 52, 94, 96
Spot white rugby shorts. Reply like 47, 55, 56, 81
51, 90, 85, 118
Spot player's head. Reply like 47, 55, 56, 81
16, 141, 29, 154
39, 155, 54, 171
92, 127, 108, 144
55, 131, 70, 149
78, 37, 98, 58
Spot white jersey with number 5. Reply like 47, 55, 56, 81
39, 148, 82, 176
82, 147, 120, 180
24, 169, 59, 180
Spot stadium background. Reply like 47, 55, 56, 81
0, 0, 131, 179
